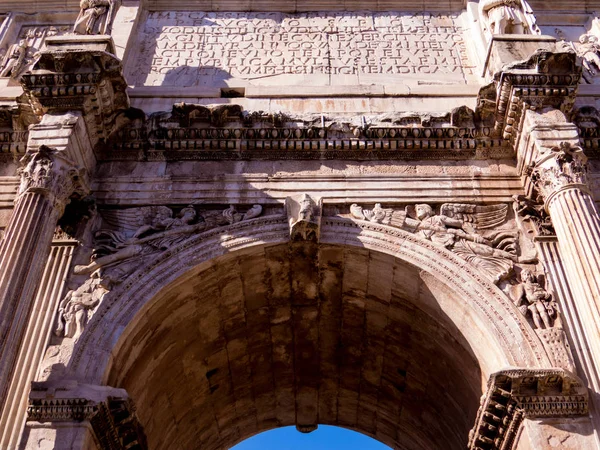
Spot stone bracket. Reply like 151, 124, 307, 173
27, 381, 147, 450
468, 369, 588, 450
19, 36, 129, 153
286, 194, 322, 242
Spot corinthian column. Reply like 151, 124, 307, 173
0, 145, 89, 415
531, 142, 600, 378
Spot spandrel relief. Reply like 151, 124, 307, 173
75, 204, 264, 278
0, 24, 71, 80
55, 204, 265, 339
349, 202, 536, 283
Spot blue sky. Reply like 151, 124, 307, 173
231, 425, 391, 450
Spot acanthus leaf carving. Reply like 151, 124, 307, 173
530, 142, 589, 207
349, 202, 536, 283
17, 145, 89, 214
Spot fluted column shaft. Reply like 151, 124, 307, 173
546, 187, 600, 375
0, 146, 87, 416
530, 143, 600, 433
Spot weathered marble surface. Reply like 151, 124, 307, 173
128, 11, 477, 87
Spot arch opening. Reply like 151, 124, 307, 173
230, 425, 392, 449
105, 242, 501, 450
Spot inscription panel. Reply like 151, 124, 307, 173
130, 11, 476, 87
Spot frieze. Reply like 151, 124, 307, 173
20, 48, 129, 150
101, 104, 512, 161
28, 382, 146, 450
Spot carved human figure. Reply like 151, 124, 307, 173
512, 269, 555, 329
75, 206, 197, 275
0, 40, 28, 78
576, 34, 600, 83
132, 205, 196, 238
480, 0, 524, 35
75, 205, 262, 276
73, 0, 120, 35
411, 204, 535, 282
298, 194, 315, 222
55, 272, 109, 339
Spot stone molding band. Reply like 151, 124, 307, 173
468, 369, 588, 450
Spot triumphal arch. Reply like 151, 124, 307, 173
2, 0, 600, 449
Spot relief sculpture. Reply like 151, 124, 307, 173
55, 272, 109, 339
479, 0, 539, 36
350, 202, 536, 283
0, 40, 28, 79
510, 269, 556, 329
73, 0, 121, 35
74, 204, 263, 278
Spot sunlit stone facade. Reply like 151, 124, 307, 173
1, 1, 600, 449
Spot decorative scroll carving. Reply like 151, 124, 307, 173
468, 369, 588, 450
530, 142, 589, 206
28, 381, 146, 450
75, 205, 263, 277
349, 203, 535, 283
509, 270, 556, 329
479, 0, 539, 37
287, 194, 321, 241
74, 0, 121, 36
17, 146, 89, 214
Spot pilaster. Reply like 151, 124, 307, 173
0, 36, 129, 443
514, 107, 600, 444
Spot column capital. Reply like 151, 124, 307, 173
17, 145, 90, 215
529, 142, 589, 210
468, 368, 588, 450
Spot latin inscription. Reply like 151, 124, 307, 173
130, 11, 474, 86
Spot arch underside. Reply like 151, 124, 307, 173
108, 242, 483, 450
61, 216, 552, 450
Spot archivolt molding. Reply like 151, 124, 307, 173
51, 214, 554, 384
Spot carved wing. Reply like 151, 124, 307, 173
100, 206, 173, 232
439, 203, 508, 230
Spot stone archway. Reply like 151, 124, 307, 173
36, 214, 558, 449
